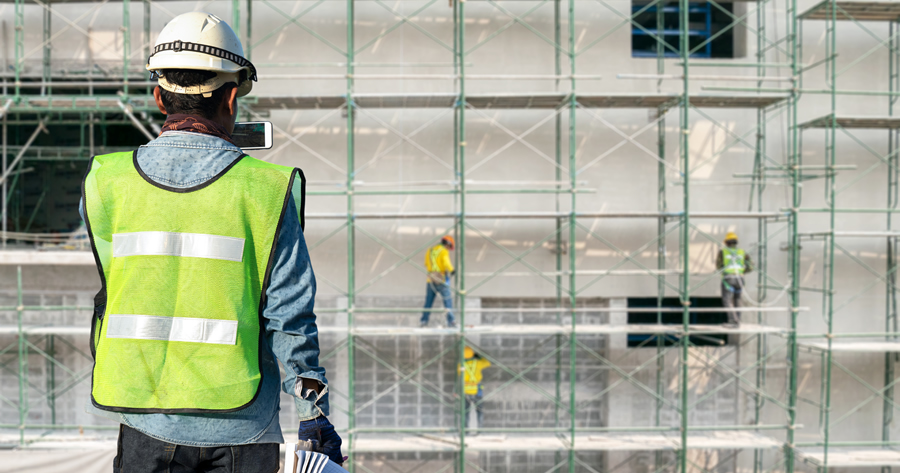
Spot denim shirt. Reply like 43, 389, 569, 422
83, 131, 328, 446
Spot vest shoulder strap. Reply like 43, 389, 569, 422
235, 155, 307, 232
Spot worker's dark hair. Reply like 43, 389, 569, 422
157, 69, 235, 119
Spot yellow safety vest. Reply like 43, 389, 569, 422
462, 358, 490, 395
83, 150, 304, 413
722, 248, 746, 276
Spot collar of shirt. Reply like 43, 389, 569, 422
137, 131, 244, 189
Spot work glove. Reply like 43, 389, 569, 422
298, 415, 344, 466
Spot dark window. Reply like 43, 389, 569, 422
632, 2, 735, 58
627, 297, 729, 347
3, 119, 157, 236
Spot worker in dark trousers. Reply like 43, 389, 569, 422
81, 12, 343, 472
716, 232, 753, 326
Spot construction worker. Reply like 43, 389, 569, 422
80, 12, 343, 472
421, 235, 456, 328
460, 346, 491, 433
716, 232, 753, 326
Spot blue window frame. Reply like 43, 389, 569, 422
632, 2, 735, 59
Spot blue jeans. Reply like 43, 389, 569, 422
465, 393, 484, 430
421, 282, 454, 326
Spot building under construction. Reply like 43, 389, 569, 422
1, 0, 899, 471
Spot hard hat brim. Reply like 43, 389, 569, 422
156, 71, 253, 98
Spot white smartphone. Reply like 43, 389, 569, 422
232, 121, 273, 150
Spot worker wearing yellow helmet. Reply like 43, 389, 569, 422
421, 235, 456, 328
459, 346, 492, 434
716, 232, 753, 326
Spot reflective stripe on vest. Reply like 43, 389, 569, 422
83, 150, 305, 413
105, 314, 238, 345
113, 231, 245, 262
722, 248, 746, 275
429, 246, 443, 273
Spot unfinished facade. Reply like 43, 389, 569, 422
1, 0, 899, 472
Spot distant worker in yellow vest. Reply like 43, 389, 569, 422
716, 232, 753, 326
421, 236, 456, 328
460, 346, 491, 433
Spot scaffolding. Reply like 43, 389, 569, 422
1, 0, 898, 472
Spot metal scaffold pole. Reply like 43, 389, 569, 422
820, 0, 838, 468
678, 0, 691, 470
232, 0, 240, 40
567, 0, 577, 469
42, 1, 51, 90
346, 0, 356, 467
143, 0, 150, 64
753, 3, 770, 472
346, 0, 356, 473
885, 18, 900, 470
786, 0, 800, 469
122, 0, 130, 98
2, 113, 6, 248
554, 1, 564, 458
246, 0, 252, 62
16, 265, 26, 445
14, 0, 23, 101
457, 0, 468, 468
655, 3, 668, 471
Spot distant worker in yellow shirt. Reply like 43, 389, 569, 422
716, 232, 753, 326
460, 346, 491, 434
421, 236, 456, 328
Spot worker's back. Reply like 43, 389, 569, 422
721, 247, 747, 275
425, 244, 453, 274
84, 150, 302, 412
462, 357, 492, 395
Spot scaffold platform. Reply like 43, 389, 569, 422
800, 341, 900, 352
800, 1, 900, 21
797, 449, 900, 468
6, 93, 789, 115
0, 323, 788, 338
327, 432, 783, 452
0, 431, 783, 454
799, 115, 900, 129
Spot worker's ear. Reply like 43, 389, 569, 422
153, 86, 167, 115
223, 85, 239, 119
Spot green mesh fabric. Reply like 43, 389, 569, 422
85, 151, 300, 412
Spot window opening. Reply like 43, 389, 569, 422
631, 1, 736, 58
627, 297, 729, 347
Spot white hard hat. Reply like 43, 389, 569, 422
146, 12, 256, 97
